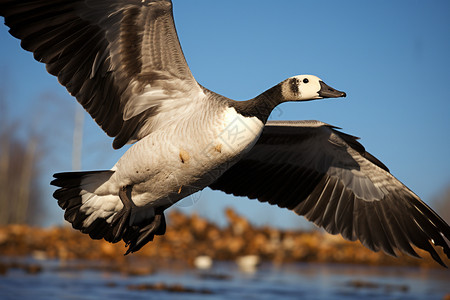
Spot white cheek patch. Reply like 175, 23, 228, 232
298, 75, 322, 100
302, 80, 321, 99
282, 75, 323, 100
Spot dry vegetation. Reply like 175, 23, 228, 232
0, 208, 447, 269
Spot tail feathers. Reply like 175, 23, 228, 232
51, 170, 121, 242
51, 171, 167, 252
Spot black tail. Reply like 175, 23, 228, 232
51, 171, 167, 252
51, 170, 122, 241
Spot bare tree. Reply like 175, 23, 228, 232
0, 125, 44, 225
0, 66, 115, 226
0, 83, 50, 225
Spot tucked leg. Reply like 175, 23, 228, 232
124, 210, 167, 255
110, 185, 167, 254
111, 185, 136, 242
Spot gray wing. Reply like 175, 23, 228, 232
0, 0, 203, 149
209, 120, 450, 266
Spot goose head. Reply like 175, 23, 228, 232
281, 75, 346, 101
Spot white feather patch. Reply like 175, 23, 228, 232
123, 85, 170, 120
219, 107, 264, 156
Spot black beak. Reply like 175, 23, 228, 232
318, 81, 346, 98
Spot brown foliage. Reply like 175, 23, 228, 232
0, 208, 447, 268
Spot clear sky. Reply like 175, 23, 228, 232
1, 0, 449, 229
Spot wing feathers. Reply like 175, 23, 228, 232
1, 0, 202, 148
210, 121, 450, 266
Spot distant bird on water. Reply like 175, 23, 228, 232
1, 0, 449, 266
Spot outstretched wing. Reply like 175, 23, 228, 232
0, 0, 203, 149
210, 120, 450, 266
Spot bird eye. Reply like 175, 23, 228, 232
303, 78, 309, 84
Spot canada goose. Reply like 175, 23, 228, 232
1, 0, 449, 266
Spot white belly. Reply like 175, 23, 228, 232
112, 106, 264, 208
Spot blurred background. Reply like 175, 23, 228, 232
0, 0, 449, 229
1, 1, 450, 299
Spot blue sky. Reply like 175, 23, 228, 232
1, 0, 449, 228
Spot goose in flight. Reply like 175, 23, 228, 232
1, 0, 449, 266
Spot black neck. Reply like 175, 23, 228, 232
229, 84, 284, 123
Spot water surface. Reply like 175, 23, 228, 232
0, 258, 448, 300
